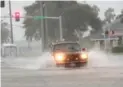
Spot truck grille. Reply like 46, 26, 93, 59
65, 54, 80, 62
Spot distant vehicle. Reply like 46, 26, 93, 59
1, 43, 17, 57
50, 41, 88, 67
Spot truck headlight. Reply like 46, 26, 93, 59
55, 53, 65, 62
81, 53, 88, 59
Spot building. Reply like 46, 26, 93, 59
91, 17, 123, 50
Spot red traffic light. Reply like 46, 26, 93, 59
15, 12, 20, 21
15, 12, 20, 16
105, 30, 115, 35
111, 30, 115, 35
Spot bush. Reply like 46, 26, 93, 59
112, 45, 123, 53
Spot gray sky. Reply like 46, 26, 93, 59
1, 1, 123, 41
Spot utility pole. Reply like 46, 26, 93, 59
45, 4, 49, 49
59, 16, 63, 40
9, 0, 14, 43
42, 2, 47, 50
40, 1, 45, 52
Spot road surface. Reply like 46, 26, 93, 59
1, 51, 123, 87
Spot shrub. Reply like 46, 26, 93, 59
112, 45, 123, 53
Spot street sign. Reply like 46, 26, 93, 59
33, 16, 59, 20
34, 16, 46, 20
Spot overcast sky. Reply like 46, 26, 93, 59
1, 1, 123, 41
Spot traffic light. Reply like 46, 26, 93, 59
0, 1, 5, 8
111, 30, 115, 35
15, 12, 20, 22
105, 30, 115, 36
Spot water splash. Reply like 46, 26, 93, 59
3, 52, 55, 70
2, 48, 123, 70
88, 48, 123, 67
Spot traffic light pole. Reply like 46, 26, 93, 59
42, 2, 48, 50
40, 2, 45, 52
44, 4, 49, 50
59, 16, 63, 41
9, 0, 14, 43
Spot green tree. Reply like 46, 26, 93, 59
63, 4, 102, 40
104, 8, 116, 23
23, 1, 77, 41
92, 5, 100, 16
23, 1, 102, 41
116, 9, 123, 23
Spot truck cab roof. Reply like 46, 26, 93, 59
52, 41, 79, 46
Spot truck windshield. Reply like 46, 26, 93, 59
54, 43, 81, 52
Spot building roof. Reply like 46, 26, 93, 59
52, 41, 79, 45
106, 18, 123, 31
